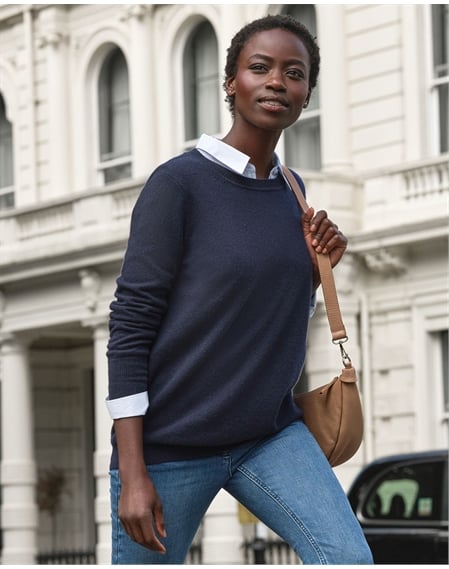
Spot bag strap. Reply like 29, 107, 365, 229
282, 166, 348, 346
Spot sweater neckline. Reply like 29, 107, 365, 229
191, 148, 289, 192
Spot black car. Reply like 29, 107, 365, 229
347, 449, 448, 564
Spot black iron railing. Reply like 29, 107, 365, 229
243, 538, 300, 564
186, 542, 202, 564
36, 539, 297, 564
37, 550, 96, 564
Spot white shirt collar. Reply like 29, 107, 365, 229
196, 134, 281, 180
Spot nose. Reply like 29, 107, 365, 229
266, 69, 286, 91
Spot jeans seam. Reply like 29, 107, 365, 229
111, 472, 121, 564
236, 464, 327, 565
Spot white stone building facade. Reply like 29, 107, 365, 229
0, 2, 447, 564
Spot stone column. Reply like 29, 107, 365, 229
202, 490, 243, 564
0, 334, 38, 564
316, 5, 352, 173
89, 320, 112, 564
401, 4, 424, 161
38, 6, 71, 198
218, 4, 247, 134
125, 5, 155, 177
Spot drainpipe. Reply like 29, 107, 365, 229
360, 292, 374, 462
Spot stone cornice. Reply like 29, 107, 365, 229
349, 216, 448, 275
349, 215, 449, 253
0, 242, 126, 287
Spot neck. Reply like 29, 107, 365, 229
222, 126, 281, 179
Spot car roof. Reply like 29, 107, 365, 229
347, 449, 448, 498
364, 449, 448, 468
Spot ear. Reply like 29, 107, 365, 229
303, 90, 311, 109
225, 77, 235, 96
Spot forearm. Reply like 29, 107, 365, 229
114, 416, 147, 482
113, 416, 167, 552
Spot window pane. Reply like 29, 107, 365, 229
0, 191, 14, 209
282, 4, 321, 170
307, 84, 320, 112
362, 461, 444, 522
284, 4, 317, 35
183, 40, 196, 141
196, 24, 219, 136
432, 5, 448, 79
183, 21, 220, 141
99, 49, 131, 161
0, 95, 14, 189
431, 5, 449, 154
284, 116, 321, 170
441, 330, 448, 413
437, 83, 448, 153
110, 52, 131, 156
104, 162, 132, 185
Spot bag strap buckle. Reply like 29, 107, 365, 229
333, 337, 352, 367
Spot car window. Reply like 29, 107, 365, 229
442, 459, 448, 521
362, 460, 444, 522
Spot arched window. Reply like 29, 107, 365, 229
0, 93, 14, 209
98, 48, 131, 184
430, 4, 448, 153
282, 5, 321, 171
183, 21, 220, 144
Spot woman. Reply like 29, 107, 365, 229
107, 14, 373, 565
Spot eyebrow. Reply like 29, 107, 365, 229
248, 53, 307, 69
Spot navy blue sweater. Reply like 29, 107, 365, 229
107, 149, 313, 467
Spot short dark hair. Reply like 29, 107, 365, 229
223, 14, 320, 114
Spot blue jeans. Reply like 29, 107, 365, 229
110, 420, 373, 564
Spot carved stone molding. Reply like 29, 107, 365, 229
79, 269, 101, 312
362, 247, 407, 275
37, 31, 68, 49
333, 253, 357, 294
120, 4, 152, 22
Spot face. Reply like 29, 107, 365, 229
226, 28, 311, 134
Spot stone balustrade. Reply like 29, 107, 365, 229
1, 155, 448, 279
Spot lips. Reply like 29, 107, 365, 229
258, 96, 289, 109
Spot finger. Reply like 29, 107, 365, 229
314, 224, 340, 248
301, 207, 315, 236
312, 221, 334, 247
153, 500, 167, 539
121, 512, 166, 553
315, 226, 346, 252
309, 209, 327, 232
303, 206, 314, 221
120, 519, 135, 543
140, 521, 167, 553
321, 233, 345, 254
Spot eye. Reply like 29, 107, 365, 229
286, 68, 305, 80
249, 63, 268, 73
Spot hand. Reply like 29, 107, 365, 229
118, 473, 167, 553
302, 207, 348, 287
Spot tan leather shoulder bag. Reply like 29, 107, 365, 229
282, 166, 364, 467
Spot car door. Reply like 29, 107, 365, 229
355, 457, 448, 564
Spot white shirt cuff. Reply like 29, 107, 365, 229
105, 391, 149, 419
